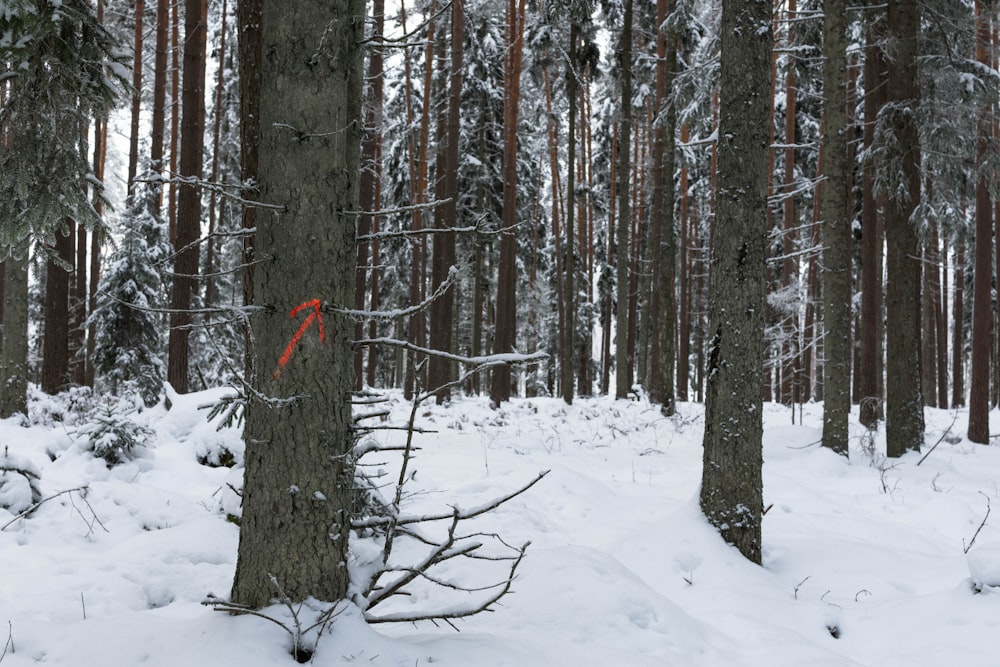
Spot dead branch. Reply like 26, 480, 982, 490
1, 485, 92, 531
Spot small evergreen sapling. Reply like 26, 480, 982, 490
90, 178, 171, 406
74, 394, 154, 466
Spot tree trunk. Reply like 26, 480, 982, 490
953, 236, 966, 408
820, 0, 850, 456
648, 0, 676, 415
151, 0, 169, 177
562, 20, 579, 404
354, 0, 386, 390
231, 0, 363, 608
884, 0, 924, 457
126, 0, 144, 194
677, 123, 691, 402
167, 0, 208, 393
614, 6, 632, 400
859, 17, 886, 429
237, 0, 262, 379
491, 0, 527, 405
427, 0, 463, 402
700, 0, 771, 565
0, 248, 28, 417
41, 224, 74, 394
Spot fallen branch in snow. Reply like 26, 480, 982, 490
0, 485, 95, 532
0, 620, 13, 663
916, 413, 958, 466
964, 492, 992, 554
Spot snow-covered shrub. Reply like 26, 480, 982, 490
74, 395, 154, 466
28, 385, 97, 427
0, 449, 42, 514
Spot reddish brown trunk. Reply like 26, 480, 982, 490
167, 0, 208, 393
127, 0, 144, 194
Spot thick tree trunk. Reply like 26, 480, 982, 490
700, 0, 771, 565
884, 0, 924, 457
41, 225, 75, 394
820, 0, 850, 456
167, 0, 208, 393
0, 248, 28, 417
231, 0, 363, 608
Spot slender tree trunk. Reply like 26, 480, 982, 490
820, 0, 850, 456
427, 0, 463, 402
167, 0, 208, 394
614, 6, 632, 400
859, 17, 885, 429
127, 0, 144, 194
205, 0, 229, 312
151, 0, 169, 177
953, 235, 966, 408
969, 0, 993, 443
168, 0, 180, 244
238, 0, 261, 380
781, 0, 799, 408
491, 0, 527, 405
562, 21, 579, 404
231, 0, 363, 608
700, 0, 772, 565
354, 0, 386, 390
86, 119, 108, 388
884, 0, 924, 457
648, 0, 676, 415
677, 124, 690, 402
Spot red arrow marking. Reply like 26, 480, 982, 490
273, 299, 325, 378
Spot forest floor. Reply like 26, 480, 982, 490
1, 387, 999, 666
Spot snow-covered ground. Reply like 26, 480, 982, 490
2, 388, 999, 666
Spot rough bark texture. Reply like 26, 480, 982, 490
231, 0, 363, 608
167, 0, 207, 393
41, 225, 74, 394
491, 0, 526, 405
700, 0, 771, 565
647, 1, 676, 416
884, 0, 923, 457
353, 0, 386, 390
237, 0, 261, 379
1, 248, 28, 417
427, 1, 463, 403
820, 0, 850, 456
562, 20, 579, 405
969, 0, 992, 444
859, 17, 885, 429
614, 9, 631, 401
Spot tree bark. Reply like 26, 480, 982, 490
647, 0, 676, 415
0, 248, 28, 417
237, 0, 261, 380
859, 16, 886, 429
427, 0, 463, 403
700, 0, 771, 565
354, 0, 386, 390
562, 20, 579, 404
231, 0, 363, 608
167, 0, 208, 393
614, 6, 632, 401
491, 0, 527, 405
969, 0, 993, 444
820, 0, 850, 456
126, 0, 144, 194
41, 224, 75, 394
884, 0, 924, 457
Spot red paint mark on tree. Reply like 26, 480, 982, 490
273, 299, 325, 378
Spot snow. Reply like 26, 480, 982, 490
3, 391, 1000, 665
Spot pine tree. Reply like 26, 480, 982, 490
700, 0, 772, 565
91, 180, 171, 406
